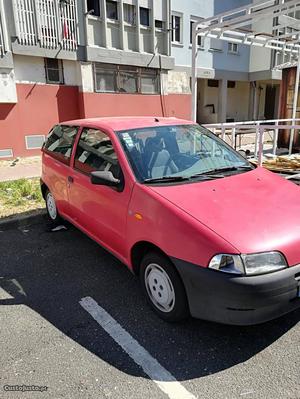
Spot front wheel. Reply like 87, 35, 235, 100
140, 252, 189, 322
45, 189, 61, 224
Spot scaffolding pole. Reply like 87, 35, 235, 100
289, 47, 300, 154
191, 23, 197, 122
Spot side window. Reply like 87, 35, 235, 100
74, 128, 120, 178
43, 125, 78, 165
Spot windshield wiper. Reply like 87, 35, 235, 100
143, 165, 253, 184
143, 176, 190, 184
197, 165, 253, 176
189, 173, 225, 179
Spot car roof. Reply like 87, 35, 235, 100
61, 116, 194, 132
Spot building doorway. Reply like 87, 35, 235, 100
264, 85, 277, 120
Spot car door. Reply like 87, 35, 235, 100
67, 127, 132, 261
42, 124, 79, 217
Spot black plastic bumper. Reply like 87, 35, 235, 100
171, 258, 300, 325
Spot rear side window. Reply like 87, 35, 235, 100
74, 128, 120, 178
43, 125, 78, 165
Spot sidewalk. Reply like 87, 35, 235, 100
0, 156, 41, 182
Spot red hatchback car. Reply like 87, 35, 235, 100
41, 117, 300, 325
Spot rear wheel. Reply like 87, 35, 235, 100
45, 189, 61, 224
140, 252, 189, 322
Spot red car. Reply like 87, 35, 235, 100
41, 117, 300, 325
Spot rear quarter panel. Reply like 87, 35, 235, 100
41, 151, 70, 216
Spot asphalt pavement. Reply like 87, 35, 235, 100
0, 216, 299, 399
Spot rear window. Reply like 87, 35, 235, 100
43, 125, 78, 165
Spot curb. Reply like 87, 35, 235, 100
0, 209, 47, 231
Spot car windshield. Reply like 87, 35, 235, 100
117, 124, 252, 183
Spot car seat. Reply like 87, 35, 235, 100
145, 136, 178, 178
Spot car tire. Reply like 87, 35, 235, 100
45, 189, 61, 224
140, 252, 189, 322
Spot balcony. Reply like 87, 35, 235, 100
0, 0, 8, 57
12, 0, 78, 54
0, 14, 4, 57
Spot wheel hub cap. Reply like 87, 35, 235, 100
46, 192, 57, 220
145, 263, 175, 313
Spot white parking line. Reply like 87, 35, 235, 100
80, 296, 196, 399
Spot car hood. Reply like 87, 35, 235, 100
149, 168, 300, 266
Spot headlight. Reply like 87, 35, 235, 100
208, 251, 287, 275
241, 252, 287, 275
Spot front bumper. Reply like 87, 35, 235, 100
172, 258, 300, 325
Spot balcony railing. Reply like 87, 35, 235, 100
0, 0, 8, 56
13, 0, 78, 51
0, 13, 4, 56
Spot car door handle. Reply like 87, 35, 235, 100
68, 176, 74, 184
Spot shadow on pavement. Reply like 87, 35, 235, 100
0, 217, 299, 381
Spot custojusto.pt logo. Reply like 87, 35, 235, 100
3, 385, 48, 392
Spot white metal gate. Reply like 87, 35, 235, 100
59, 0, 77, 51
0, 9, 4, 56
13, 0, 37, 45
13, 0, 78, 50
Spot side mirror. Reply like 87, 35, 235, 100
90, 171, 120, 186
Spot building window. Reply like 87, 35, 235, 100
207, 79, 219, 88
140, 69, 159, 94
119, 66, 138, 93
45, 58, 64, 84
227, 81, 236, 89
123, 3, 135, 24
94, 63, 160, 94
190, 20, 203, 47
140, 7, 150, 27
106, 0, 118, 20
155, 20, 165, 29
94, 64, 117, 92
228, 42, 238, 54
87, 0, 100, 17
171, 14, 182, 43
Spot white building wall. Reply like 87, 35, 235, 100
226, 82, 250, 122
13, 55, 79, 86
198, 79, 250, 123
14, 55, 46, 84
64, 60, 80, 86
0, 69, 17, 103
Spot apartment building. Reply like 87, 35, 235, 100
170, 0, 284, 125
0, 0, 287, 158
0, 0, 192, 158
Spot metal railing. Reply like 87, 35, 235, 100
13, 0, 78, 51
0, 0, 8, 56
0, 11, 4, 56
204, 118, 300, 160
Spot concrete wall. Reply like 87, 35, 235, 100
0, 85, 191, 158
0, 57, 191, 158
85, 0, 169, 57
13, 55, 79, 86
0, 69, 17, 103
0, 84, 80, 158
78, 92, 191, 120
